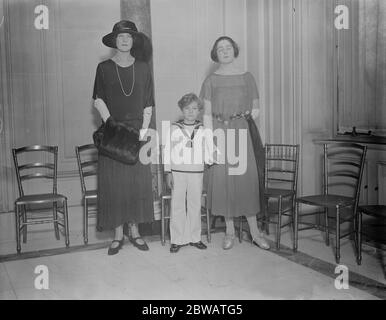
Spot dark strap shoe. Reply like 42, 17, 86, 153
189, 241, 207, 250
129, 236, 149, 251
108, 239, 124, 255
170, 244, 181, 253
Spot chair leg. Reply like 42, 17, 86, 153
294, 201, 299, 252
166, 217, 170, 243
63, 199, 70, 248
83, 198, 88, 245
353, 208, 358, 251
22, 205, 27, 243
210, 215, 218, 232
335, 206, 340, 264
357, 210, 362, 265
276, 196, 283, 250
291, 197, 296, 235
161, 198, 165, 246
166, 201, 171, 242
324, 207, 329, 246
265, 199, 270, 235
239, 217, 243, 243
206, 208, 211, 243
15, 204, 21, 253
53, 202, 60, 240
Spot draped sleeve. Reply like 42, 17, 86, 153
144, 63, 155, 108
92, 63, 107, 103
245, 72, 259, 100
199, 76, 212, 101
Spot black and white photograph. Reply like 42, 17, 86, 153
0, 0, 385, 303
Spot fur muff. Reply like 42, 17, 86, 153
93, 117, 140, 165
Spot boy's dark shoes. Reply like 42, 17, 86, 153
189, 241, 207, 250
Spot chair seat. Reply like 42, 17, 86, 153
16, 193, 67, 205
265, 188, 294, 198
84, 190, 97, 199
297, 194, 354, 208
359, 205, 386, 218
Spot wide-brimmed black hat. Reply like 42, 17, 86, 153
102, 20, 152, 61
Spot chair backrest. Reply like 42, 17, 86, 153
265, 144, 300, 192
12, 145, 58, 196
323, 143, 367, 208
75, 144, 98, 194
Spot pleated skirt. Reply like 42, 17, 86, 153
97, 153, 154, 230
206, 119, 261, 218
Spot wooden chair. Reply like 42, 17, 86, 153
255, 144, 300, 249
357, 205, 386, 265
294, 142, 367, 264
159, 145, 211, 245
75, 144, 98, 244
12, 145, 70, 253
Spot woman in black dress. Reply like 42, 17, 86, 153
92, 20, 155, 255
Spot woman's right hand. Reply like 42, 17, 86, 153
166, 172, 173, 190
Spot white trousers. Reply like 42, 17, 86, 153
170, 171, 203, 245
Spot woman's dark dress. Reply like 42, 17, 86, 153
92, 59, 154, 230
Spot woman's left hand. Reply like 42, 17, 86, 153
251, 108, 260, 120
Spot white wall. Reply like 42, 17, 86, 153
150, 0, 247, 132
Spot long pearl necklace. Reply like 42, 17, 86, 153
115, 61, 135, 97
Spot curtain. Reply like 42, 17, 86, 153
338, 0, 386, 135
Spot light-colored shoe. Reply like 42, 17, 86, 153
222, 234, 235, 250
252, 235, 270, 250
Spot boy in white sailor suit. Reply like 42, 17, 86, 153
164, 93, 216, 253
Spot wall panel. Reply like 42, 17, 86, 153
0, 0, 12, 212
247, 0, 336, 196
246, 0, 295, 145
378, 162, 386, 205
298, 0, 335, 195
337, 0, 386, 135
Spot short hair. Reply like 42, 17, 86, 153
210, 36, 239, 62
178, 93, 203, 111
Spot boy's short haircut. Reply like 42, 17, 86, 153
178, 93, 204, 111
